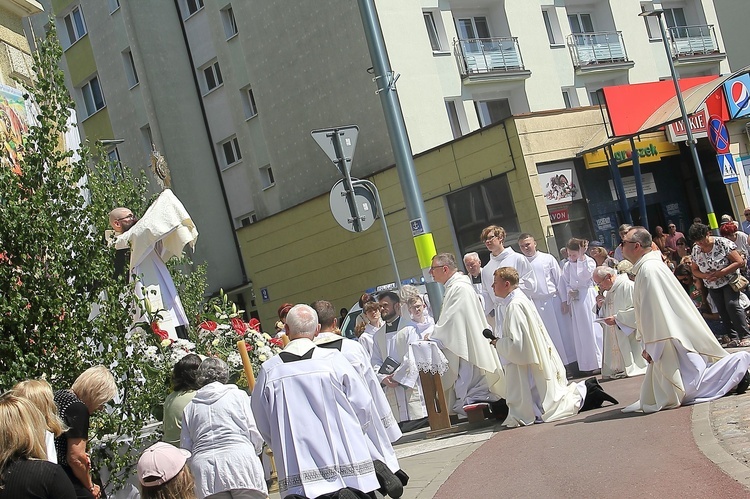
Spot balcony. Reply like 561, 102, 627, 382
668, 24, 725, 63
453, 36, 530, 82
567, 31, 633, 72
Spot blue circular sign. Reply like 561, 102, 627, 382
708, 116, 730, 154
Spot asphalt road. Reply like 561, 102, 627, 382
434, 375, 749, 498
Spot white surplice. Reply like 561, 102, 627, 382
109, 189, 197, 339
560, 255, 603, 371
597, 274, 647, 378
371, 319, 427, 422
623, 250, 750, 413
251, 339, 379, 497
314, 332, 401, 472
481, 247, 537, 328
431, 273, 505, 415
526, 251, 577, 365
495, 289, 585, 427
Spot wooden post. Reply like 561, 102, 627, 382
418, 370, 452, 433
236, 340, 256, 390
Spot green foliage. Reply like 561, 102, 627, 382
0, 26, 209, 493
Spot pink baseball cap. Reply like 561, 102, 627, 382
137, 442, 191, 487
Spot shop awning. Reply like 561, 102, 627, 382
578, 73, 736, 157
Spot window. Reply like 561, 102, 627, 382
122, 49, 139, 88
239, 213, 257, 227
63, 6, 87, 46
202, 61, 223, 93
542, 7, 563, 45
423, 12, 441, 51
640, 2, 661, 40
562, 90, 572, 109
185, 0, 204, 17
108, 0, 120, 13
589, 90, 602, 106
106, 148, 123, 180
241, 87, 258, 119
475, 99, 511, 127
561, 88, 580, 109
222, 6, 238, 38
141, 125, 153, 157
568, 13, 594, 34
221, 137, 242, 167
456, 16, 490, 40
664, 7, 688, 38
260, 165, 275, 189
445, 100, 462, 139
81, 76, 105, 117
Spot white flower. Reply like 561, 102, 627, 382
256, 340, 264, 348
212, 338, 220, 346
226, 352, 242, 368
160, 339, 172, 347
259, 354, 267, 361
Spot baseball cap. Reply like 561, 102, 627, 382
137, 442, 191, 487
720, 214, 732, 224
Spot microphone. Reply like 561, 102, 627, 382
482, 328, 497, 341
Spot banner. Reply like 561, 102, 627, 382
0, 83, 30, 175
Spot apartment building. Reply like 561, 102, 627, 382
30, 0, 732, 312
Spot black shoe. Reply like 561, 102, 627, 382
580, 377, 619, 412
374, 460, 403, 498
394, 469, 409, 487
489, 399, 509, 422
736, 371, 750, 395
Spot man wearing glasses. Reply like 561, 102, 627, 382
664, 223, 685, 258
621, 226, 750, 414
742, 208, 750, 235
107, 190, 198, 340
479, 225, 537, 331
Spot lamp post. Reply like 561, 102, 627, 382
639, 9, 718, 233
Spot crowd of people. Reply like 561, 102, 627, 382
7, 217, 750, 499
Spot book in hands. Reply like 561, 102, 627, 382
378, 356, 401, 375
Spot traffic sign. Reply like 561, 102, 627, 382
708, 115, 730, 154
717, 153, 738, 184
329, 179, 376, 232
311, 125, 359, 176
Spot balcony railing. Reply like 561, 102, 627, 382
453, 36, 525, 77
567, 31, 628, 68
668, 24, 720, 58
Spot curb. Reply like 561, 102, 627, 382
691, 401, 750, 489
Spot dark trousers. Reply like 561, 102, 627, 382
708, 284, 749, 340
63, 466, 96, 499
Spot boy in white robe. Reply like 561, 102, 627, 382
592, 266, 647, 379
620, 227, 750, 414
491, 267, 618, 427
251, 305, 383, 498
560, 238, 603, 374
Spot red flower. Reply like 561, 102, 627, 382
269, 337, 284, 348
151, 322, 169, 340
231, 317, 247, 335
248, 318, 261, 331
199, 320, 218, 332
245, 343, 254, 352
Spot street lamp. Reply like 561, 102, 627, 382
639, 9, 718, 233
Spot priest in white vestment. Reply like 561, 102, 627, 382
620, 227, 750, 414
428, 253, 505, 417
251, 305, 382, 498
518, 233, 577, 366
490, 267, 617, 427
310, 300, 403, 478
560, 238, 603, 373
592, 266, 647, 379
107, 190, 197, 340
371, 292, 428, 428
480, 225, 537, 329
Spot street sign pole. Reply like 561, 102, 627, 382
332, 130, 363, 232
356, 0, 444, 318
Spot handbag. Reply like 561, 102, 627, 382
729, 273, 749, 292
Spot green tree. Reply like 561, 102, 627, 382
0, 26, 207, 492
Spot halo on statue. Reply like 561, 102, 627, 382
150, 144, 171, 190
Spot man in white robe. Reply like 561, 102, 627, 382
491, 267, 618, 427
592, 266, 647, 379
108, 190, 197, 339
463, 252, 486, 312
251, 305, 384, 498
480, 225, 537, 330
560, 238, 603, 374
518, 233, 577, 367
428, 253, 506, 417
620, 227, 750, 414
370, 291, 428, 430
310, 300, 404, 478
